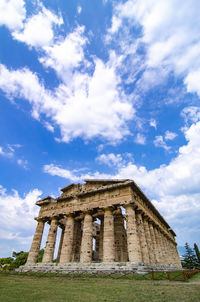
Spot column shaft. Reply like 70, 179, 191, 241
26, 219, 45, 264
80, 212, 93, 263
59, 215, 74, 263
136, 212, 150, 264
143, 218, 155, 264
103, 208, 115, 262
57, 227, 65, 263
149, 222, 159, 264
42, 217, 58, 263
126, 205, 142, 263
98, 217, 104, 261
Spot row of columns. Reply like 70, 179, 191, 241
26, 204, 181, 267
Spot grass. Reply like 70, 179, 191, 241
0, 272, 200, 302
189, 272, 200, 282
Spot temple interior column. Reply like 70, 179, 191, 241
125, 204, 142, 263
80, 212, 93, 263
59, 215, 74, 263
26, 219, 45, 264
103, 207, 115, 262
136, 211, 150, 264
143, 217, 155, 265
42, 217, 58, 263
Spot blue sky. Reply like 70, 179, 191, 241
0, 0, 200, 258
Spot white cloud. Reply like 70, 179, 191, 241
13, 4, 63, 48
153, 135, 170, 151
0, 0, 26, 30
149, 118, 157, 129
96, 153, 124, 167
0, 56, 134, 143
77, 6, 82, 14
40, 26, 87, 81
181, 106, 200, 124
0, 145, 14, 158
0, 185, 42, 242
165, 130, 177, 141
110, 0, 200, 97
134, 133, 146, 145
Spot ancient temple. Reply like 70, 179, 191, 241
22, 179, 182, 273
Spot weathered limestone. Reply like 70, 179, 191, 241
136, 212, 150, 264
143, 217, 155, 264
42, 217, 58, 263
59, 215, 74, 263
57, 227, 65, 263
125, 204, 142, 263
80, 212, 93, 263
24, 179, 181, 272
103, 208, 115, 262
26, 219, 44, 264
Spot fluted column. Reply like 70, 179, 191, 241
136, 211, 150, 264
57, 227, 65, 263
59, 215, 75, 263
154, 227, 165, 265
149, 221, 159, 264
72, 220, 82, 262
26, 219, 45, 264
143, 217, 155, 264
80, 212, 93, 263
42, 217, 58, 263
103, 207, 115, 262
125, 204, 142, 263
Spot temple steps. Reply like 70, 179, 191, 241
16, 262, 181, 274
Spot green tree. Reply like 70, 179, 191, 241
10, 251, 28, 269
182, 242, 198, 269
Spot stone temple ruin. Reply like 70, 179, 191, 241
20, 179, 182, 273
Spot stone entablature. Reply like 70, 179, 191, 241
26, 179, 182, 269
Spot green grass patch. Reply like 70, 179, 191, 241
189, 272, 200, 282
0, 273, 200, 302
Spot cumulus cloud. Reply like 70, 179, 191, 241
40, 26, 87, 81
0, 185, 42, 254
109, 0, 200, 97
0, 57, 134, 143
13, 4, 63, 48
0, 0, 26, 30
96, 153, 124, 167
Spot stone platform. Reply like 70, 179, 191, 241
17, 262, 181, 274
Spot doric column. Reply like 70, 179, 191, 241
72, 219, 82, 262
42, 217, 58, 263
59, 215, 75, 263
160, 233, 168, 266
136, 211, 150, 264
114, 209, 128, 262
154, 227, 165, 265
80, 212, 93, 263
125, 204, 142, 263
143, 217, 155, 264
57, 227, 65, 263
26, 219, 45, 264
103, 207, 115, 262
149, 221, 159, 264
98, 217, 104, 261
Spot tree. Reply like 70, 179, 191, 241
182, 242, 198, 269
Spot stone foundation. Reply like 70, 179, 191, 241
17, 262, 182, 274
